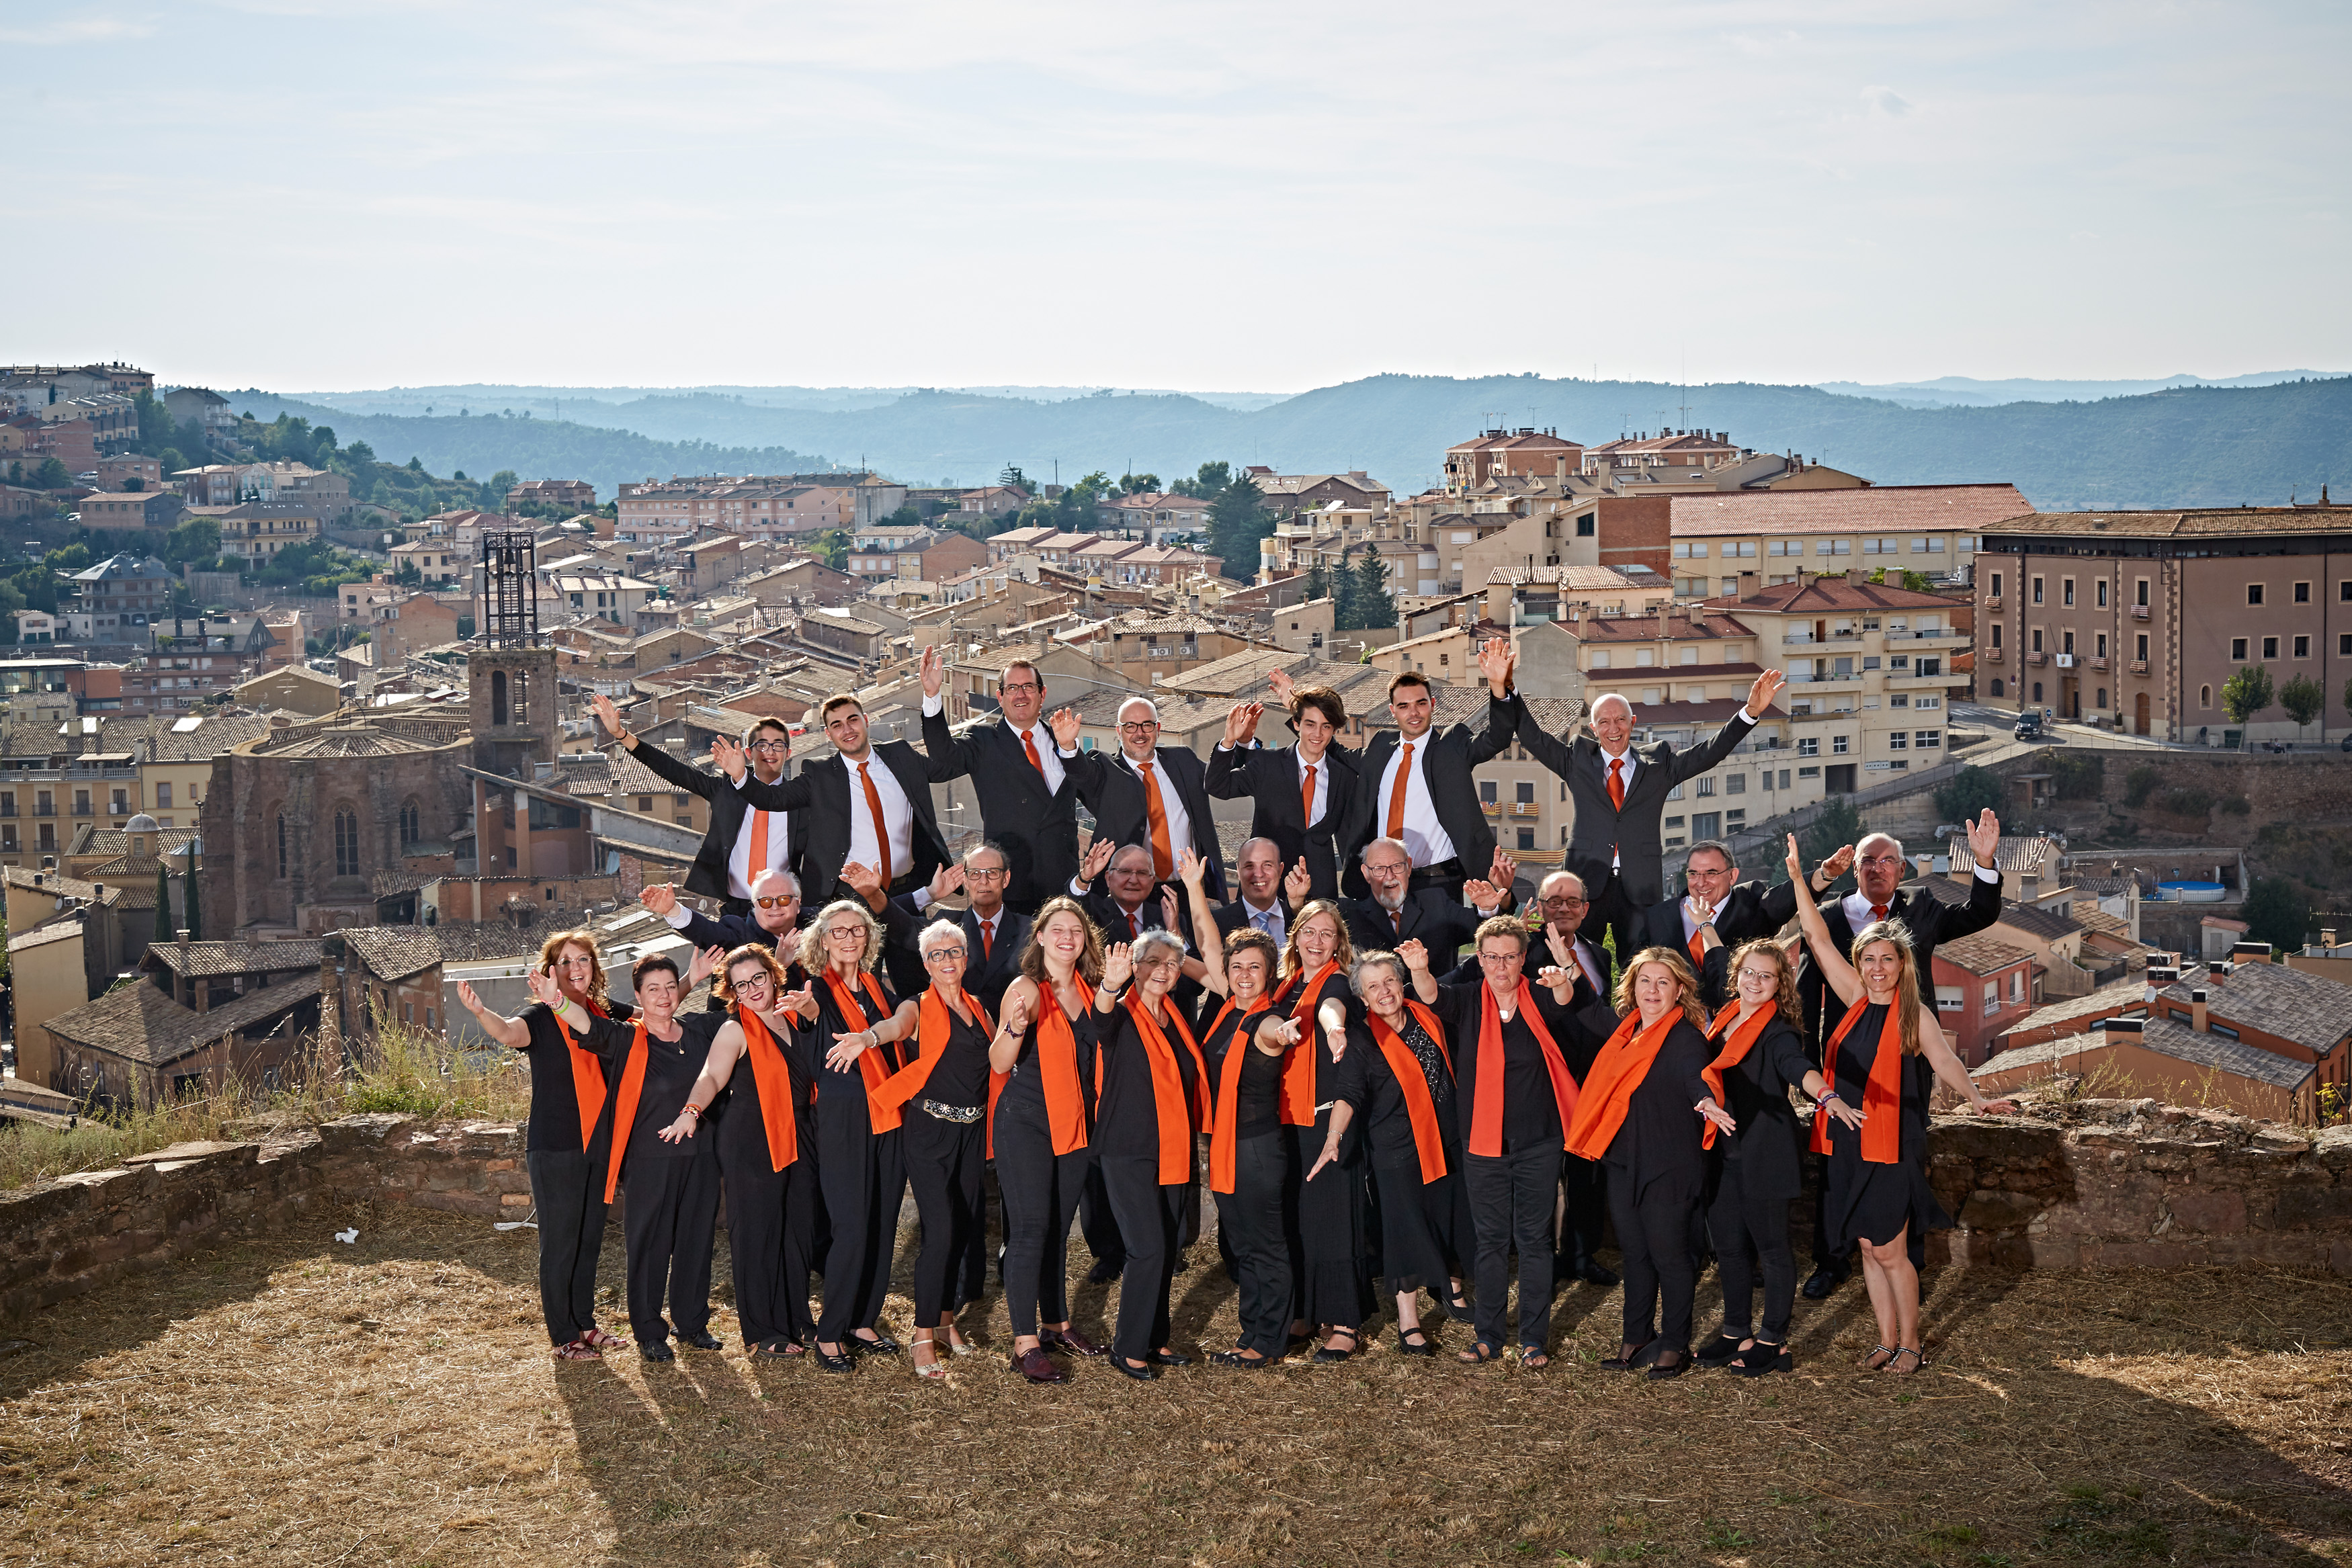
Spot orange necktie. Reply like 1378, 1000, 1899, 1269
1386, 742, 1414, 840
1021, 728, 1046, 777
1140, 760, 1173, 879
1607, 756, 1626, 810
1687, 929, 1706, 967
859, 761, 895, 881
1300, 764, 1316, 826
1871, 903, 1889, 925
745, 808, 768, 891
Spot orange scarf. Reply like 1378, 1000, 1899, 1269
1206, 992, 1273, 1194
1273, 961, 1341, 1127
1365, 1000, 1453, 1184
825, 969, 902, 1131
997, 974, 1094, 1160
601, 1016, 650, 1202
1563, 1007, 1681, 1162
1124, 993, 1211, 1185
1698, 1002, 1776, 1151
871, 987, 995, 1122
1468, 981, 1581, 1158
737, 1006, 800, 1173
1810, 999, 1904, 1164
552, 995, 611, 1152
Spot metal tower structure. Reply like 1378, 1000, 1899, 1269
481, 530, 541, 646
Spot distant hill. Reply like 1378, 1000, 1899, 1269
1816, 369, 2345, 407
227, 373, 2352, 513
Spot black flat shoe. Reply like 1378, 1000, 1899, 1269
1146, 1349, 1193, 1368
677, 1328, 723, 1352
639, 1340, 675, 1362
1801, 1264, 1849, 1300
1695, 1334, 1747, 1369
1730, 1343, 1792, 1377
812, 1346, 855, 1374
1111, 1356, 1159, 1381
1311, 1327, 1359, 1364
1579, 1262, 1621, 1287
1599, 1338, 1655, 1372
1397, 1327, 1436, 1357
1208, 1350, 1273, 1368
1042, 1327, 1105, 1358
1087, 1259, 1122, 1284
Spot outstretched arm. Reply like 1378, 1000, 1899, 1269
1513, 698, 1581, 781
622, 724, 724, 799
1179, 851, 1230, 997
1784, 834, 1863, 1008
918, 689, 980, 783
454, 981, 530, 1049
1919, 1008, 2017, 1115
655, 1023, 746, 1142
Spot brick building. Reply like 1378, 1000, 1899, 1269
507, 477, 597, 513
1931, 932, 2040, 1066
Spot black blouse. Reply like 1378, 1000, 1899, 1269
1587, 1010, 1714, 1196
919, 998, 993, 1110
999, 990, 1100, 1119
1091, 1001, 1201, 1163
1708, 1013, 1814, 1202
1336, 1012, 1460, 1168
1267, 968, 1355, 1106
800, 973, 907, 1107
1433, 983, 1583, 1153
516, 999, 634, 1154
575, 1009, 724, 1165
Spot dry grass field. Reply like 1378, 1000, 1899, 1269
1, 1199, 2349, 1567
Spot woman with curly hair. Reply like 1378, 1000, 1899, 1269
990, 895, 1107, 1383
1266, 898, 1370, 1362
1688, 936, 1841, 1377
650, 945, 818, 1358
1786, 834, 2017, 1375
1562, 946, 1726, 1379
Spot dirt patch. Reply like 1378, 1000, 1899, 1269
1, 1205, 2349, 1566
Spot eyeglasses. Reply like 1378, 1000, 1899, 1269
748, 739, 788, 754
924, 948, 968, 963
1737, 967, 1779, 984
825, 925, 866, 941
753, 896, 796, 910
1858, 855, 1904, 867
1118, 720, 1161, 734
964, 867, 1007, 881
1107, 865, 1154, 879
1000, 681, 1040, 695
1365, 861, 1411, 877
1477, 951, 1523, 965
1540, 896, 1587, 910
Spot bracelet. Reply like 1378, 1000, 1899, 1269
1817, 1090, 1841, 1105
682, 1103, 702, 1119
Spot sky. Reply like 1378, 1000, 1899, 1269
11, 1, 2349, 394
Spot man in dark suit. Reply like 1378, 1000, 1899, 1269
718, 691, 950, 909
917, 646, 1084, 915
1063, 695, 1227, 905
1308, 641, 1520, 902
593, 693, 804, 918
883, 842, 1030, 1012
1635, 839, 1800, 1010
1067, 840, 1178, 945
640, 869, 808, 1008
1343, 836, 1511, 973
1794, 810, 2007, 1298
1204, 683, 1357, 900
1499, 658, 1787, 963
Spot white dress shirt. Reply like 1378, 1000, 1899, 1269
1238, 898, 1286, 947
1296, 749, 1330, 826
1122, 748, 1195, 862
1374, 734, 1456, 868
922, 693, 1064, 793
1842, 864, 1997, 931
722, 773, 794, 900
1595, 698, 1763, 871
844, 753, 917, 881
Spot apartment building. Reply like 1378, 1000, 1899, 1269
1659, 483, 2029, 597
1445, 429, 1585, 492
615, 476, 859, 546
202, 500, 321, 563
1931, 932, 2040, 1066
388, 539, 464, 585
79, 490, 185, 533
1094, 491, 1216, 541
1977, 505, 2352, 743
507, 477, 596, 513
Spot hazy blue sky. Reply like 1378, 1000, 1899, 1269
12, 1, 2347, 393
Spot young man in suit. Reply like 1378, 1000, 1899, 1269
1063, 695, 1228, 906
1313, 640, 1521, 902
716, 691, 951, 910
593, 693, 803, 919
1497, 660, 1788, 964
917, 646, 1084, 915
1342, 836, 1512, 973
1794, 811, 2007, 1299
1205, 683, 1357, 900
1636, 839, 1800, 1010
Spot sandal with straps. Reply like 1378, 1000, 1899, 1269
1456, 1339, 1501, 1365
1396, 1326, 1437, 1358
1859, 1344, 1895, 1370
554, 1339, 601, 1361
1886, 1345, 1927, 1375
1312, 1327, 1359, 1364
911, 1335, 947, 1381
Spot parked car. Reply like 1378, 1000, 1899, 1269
2013, 715, 2043, 740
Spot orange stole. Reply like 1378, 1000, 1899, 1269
1272, 961, 1341, 1127
1467, 981, 1581, 1158
738, 1006, 800, 1173
1123, 994, 1211, 1186
825, 970, 902, 1131
991, 976, 1095, 1160
1364, 1000, 1454, 1184
1698, 1002, 1776, 1151
1562, 1008, 1680, 1163
552, 997, 612, 1152
601, 1016, 651, 1202
1205, 994, 1273, 1195
1810, 1000, 1904, 1164
871, 988, 996, 1122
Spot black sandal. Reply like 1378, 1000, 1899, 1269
1397, 1326, 1436, 1358
1312, 1327, 1359, 1364
1647, 1348, 1688, 1380
1886, 1345, 1927, 1375
1520, 1349, 1552, 1371
1695, 1333, 1747, 1369
1730, 1341, 1792, 1377
1599, 1338, 1656, 1372
1456, 1339, 1501, 1365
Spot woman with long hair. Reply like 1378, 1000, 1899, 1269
457, 930, 633, 1360
869, 920, 997, 1379
1786, 835, 2017, 1374
1311, 940, 1470, 1359
1267, 898, 1370, 1362
991, 894, 1107, 1383
1687, 937, 1839, 1377
781, 898, 921, 1371
1561, 947, 1726, 1379
1089, 928, 1212, 1381
649, 945, 818, 1358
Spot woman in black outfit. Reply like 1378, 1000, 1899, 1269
870, 920, 997, 1379
780, 898, 922, 1371
647, 944, 818, 1359
989, 896, 1107, 1384
457, 929, 634, 1361
1561, 947, 1728, 1380
1089, 928, 1211, 1381
530, 949, 726, 1362
1786, 835, 2016, 1374
1311, 939, 1470, 1358
1265, 900, 1368, 1362
1686, 935, 1838, 1376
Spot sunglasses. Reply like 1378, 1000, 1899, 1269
753, 895, 796, 910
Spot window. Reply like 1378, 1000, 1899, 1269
1983, 983, 2000, 1018
1798, 765, 1819, 779
2136, 578, 2150, 607
2262, 636, 2278, 659
156, 783, 171, 808
2232, 638, 2248, 661
2296, 582, 2310, 604
2097, 580, 2108, 608
2009, 971, 2025, 1004
1831, 734, 1850, 755
2062, 631, 2074, 655
2137, 634, 2149, 660
2343, 581, 2352, 603
1727, 774, 1745, 793
1990, 677, 2005, 697
2248, 584, 2265, 606
1768, 539, 1799, 556
2095, 634, 2107, 658
2096, 688, 2107, 707
334, 811, 360, 877
2341, 635, 2352, 657
1517, 828, 1536, 851
276, 814, 288, 879
1514, 779, 1535, 804
399, 800, 421, 848
1667, 783, 1683, 800
2296, 635, 2311, 659
2032, 682, 2044, 702
1990, 624, 2002, 648
1888, 732, 1908, 751
1480, 779, 1497, 803
1991, 572, 2004, 599
2031, 576, 2044, 605
1798, 738, 1819, 757
2062, 578, 2074, 607
2031, 629, 2043, 654
1818, 540, 1851, 556
638, 795, 653, 812
1697, 777, 1716, 796
2201, 684, 2212, 708
1916, 730, 1942, 749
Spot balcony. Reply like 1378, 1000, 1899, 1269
2128, 659, 2149, 676
2089, 655, 2109, 671
34, 803, 53, 818
1509, 802, 1540, 818
1986, 596, 2003, 611
2027, 651, 2049, 666
1985, 646, 2004, 662
2131, 604, 2150, 620
1481, 801, 1503, 818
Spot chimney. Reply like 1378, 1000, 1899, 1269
1738, 569, 1759, 601
177, 927, 192, 1005
2324, 927, 2339, 949
2190, 988, 2208, 1033
2102, 1014, 2144, 1039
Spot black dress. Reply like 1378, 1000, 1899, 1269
1822, 1003, 1954, 1250
1335, 1010, 1471, 1300
1205, 1003, 1295, 1360
1270, 966, 1372, 1332
1702, 1010, 1812, 1345
1092, 1000, 1203, 1365
798, 972, 911, 1346
516, 999, 633, 1346
711, 1012, 818, 1351
993, 991, 1099, 1338
901, 1000, 995, 1330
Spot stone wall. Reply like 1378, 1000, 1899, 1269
2, 1103, 2348, 1323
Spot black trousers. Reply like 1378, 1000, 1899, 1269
1098, 1153, 1183, 1364
1408, 857, 1468, 905
1079, 1158, 1126, 1267
618, 1148, 720, 1345
1708, 1161, 1796, 1344
812, 1096, 906, 1344
718, 1122, 817, 1350
1215, 1133, 1294, 1358
526, 1148, 608, 1346
1610, 1167, 1698, 1354
1580, 869, 1641, 974
903, 1111, 985, 1329
1556, 1155, 1608, 1276
1464, 1142, 1561, 1350
994, 1097, 1089, 1336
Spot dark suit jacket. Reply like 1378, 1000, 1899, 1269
1794, 872, 2004, 1051
1331, 695, 1519, 896
1212, 896, 1293, 951
1636, 877, 1800, 1010
883, 900, 1030, 1013
1341, 890, 1490, 973
920, 709, 1084, 911
671, 908, 808, 1012
624, 739, 807, 904
1511, 694, 1758, 910
1204, 739, 1358, 900
1075, 886, 1172, 947
730, 742, 950, 904
1065, 744, 1227, 901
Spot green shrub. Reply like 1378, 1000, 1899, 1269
2220, 795, 2252, 816
2049, 752, 2104, 801
2160, 786, 2215, 816
2124, 766, 2158, 807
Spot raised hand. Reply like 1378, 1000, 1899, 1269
1537, 963, 1578, 1000
1266, 666, 1296, 709
525, 964, 562, 1009
1685, 891, 1716, 928
1283, 857, 1312, 909
1816, 842, 1857, 885
1476, 636, 1516, 696
920, 643, 944, 698
1784, 833, 1806, 883
1746, 668, 1788, 716
687, 943, 723, 990
590, 692, 627, 740
1544, 924, 1573, 971
710, 734, 748, 782
1079, 836, 1116, 884
1488, 846, 1517, 891
1048, 705, 1081, 752
1160, 886, 1179, 935
640, 882, 677, 918
998, 990, 1032, 1040
1966, 806, 2001, 866
456, 980, 484, 1015
1696, 1098, 1738, 1137
1396, 938, 1429, 973
1463, 878, 1502, 912
1176, 845, 1207, 887
1101, 943, 1134, 994
781, 984, 818, 1022
839, 859, 884, 904
929, 861, 966, 902
1222, 701, 1261, 750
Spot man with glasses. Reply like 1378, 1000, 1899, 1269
593, 693, 802, 920
1505, 869, 1619, 1288
918, 647, 1085, 916
640, 869, 809, 1006
1636, 840, 1799, 1011
1344, 835, 1513, 973
886, 842, 1029, 1012
1064, 696, 1227, 910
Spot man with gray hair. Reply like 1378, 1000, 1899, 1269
1064, 695, 1226, 906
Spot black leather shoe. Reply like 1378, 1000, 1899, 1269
1580, 1262, 1621, 1287
1087, 1259, 1122, 1284
1146, 1348, 1193, 1368
677, 1327, 723, 1351
850, 1332, 902, 1356
639, 1340, 675, 1362
1111, 1356, 1159, 1381
1208, 1349, 1273, 1368
1801, 1264, 1849, 1300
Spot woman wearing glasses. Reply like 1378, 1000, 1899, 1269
1268, 900, 1372, 1362
779, 898, 921, 1371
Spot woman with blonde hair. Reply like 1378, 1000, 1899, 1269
990, 894, 1107, 1383
1687, 935, 1841, 1376
781, 898, 921, 1371
1786, 835, 2016, 1374
1267, 897, 1370, 1361
1561, 946, 1726, 1379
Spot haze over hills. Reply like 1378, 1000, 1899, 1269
291, 384, 1295, 417
1816, 370, 2346, 408
224, 372, 2352, 514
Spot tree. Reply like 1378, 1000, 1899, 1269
162, 516, 221, 568
154, 865, 173, 945
31, 458, 70, 490
1785, 795, 1867, 889
999, 465, 1029, 491
2279, 672, 2326, 738
1347, 550, 1395, 631
183, 861, 202, 941
1208, 471, 1271, 581
1933, 765, 2003, 823
1119, 472, 1160, 496
1304, 558, 1329, 604
2242, 875, 2308, 955
2220, 663, 2275, 727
